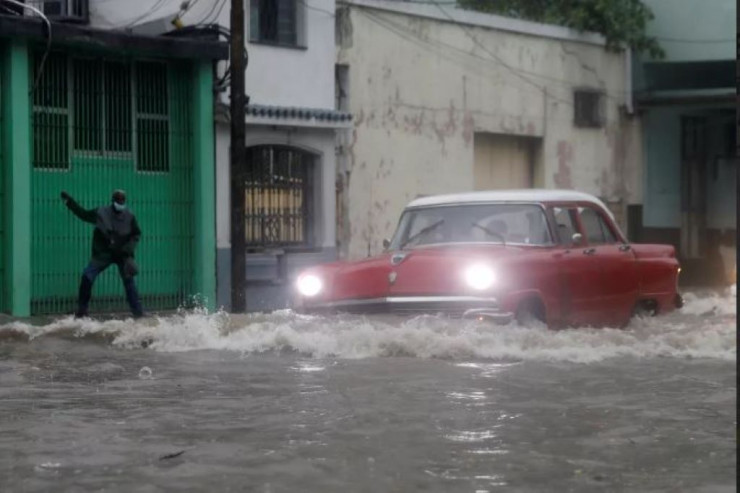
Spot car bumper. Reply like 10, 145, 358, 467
299, 295, 513, 322
675, 293, 684, 309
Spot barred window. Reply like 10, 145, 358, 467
72, 59, 132, 153
135, 62, 170, 172
31, 52, 170, 171
573, 89, 604, 128
245, 146, 313, 248
32, 52, 69, 170
250, 0, 299, 46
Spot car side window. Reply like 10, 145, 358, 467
578, 207, 617, 245
552, 207, 577, 244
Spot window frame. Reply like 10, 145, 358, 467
70, 57, 134, 157
134, 60, 171, 174
32, 51, 71, 171
244, 145, 316, 250
249, 0, 306, 49
573, 88, 605, 129
576, 206, 619, 246
550, 205, 580, 245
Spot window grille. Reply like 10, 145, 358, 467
135, 62, 170, 172
250, 0, 298, 46
245, 146, 312, 248
32, 52, 70, 170
31, 52, 169, 172
573, 89, 604, 128
26, 0, 89, 23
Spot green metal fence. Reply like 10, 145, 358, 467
30, 50, 196, 314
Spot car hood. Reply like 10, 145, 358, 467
319, 243, 548, 300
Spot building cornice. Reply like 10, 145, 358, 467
338, 0, 607, 47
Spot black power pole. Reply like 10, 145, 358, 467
230, 0, 247, 312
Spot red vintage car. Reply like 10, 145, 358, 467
294, 190, 682, 328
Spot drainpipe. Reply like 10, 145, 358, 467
625, 47, 634, 115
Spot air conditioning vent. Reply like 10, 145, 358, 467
28, 0, 89, 24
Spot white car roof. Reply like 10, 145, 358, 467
406, 189, 614, 218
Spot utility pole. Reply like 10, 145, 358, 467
230, 0, 247, 312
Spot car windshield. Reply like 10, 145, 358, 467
390, 203, 552, 249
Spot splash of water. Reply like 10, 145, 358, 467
1, 288, 735, 363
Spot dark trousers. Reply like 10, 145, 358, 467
77, 259, 143, 318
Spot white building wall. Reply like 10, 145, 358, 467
91, 0, 336, 109
337, 1, 641, 259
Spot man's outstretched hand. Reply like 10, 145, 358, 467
60, 191, 70, 203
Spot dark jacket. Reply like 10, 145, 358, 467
66, 197, 141, 263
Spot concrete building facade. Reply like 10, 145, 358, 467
336, 0, 642, 260
632, 0, 736, 285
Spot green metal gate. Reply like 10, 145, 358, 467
30, 51, 197, 314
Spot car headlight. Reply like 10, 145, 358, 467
464, 264, 496, 290
296, 274, 323, 297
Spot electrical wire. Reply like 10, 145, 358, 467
181, 0, 202, 15
1, 0, 52, 95
431, 2, 577, 106
122, 0, 173, 28
207, 0, 229, 24
195, 0, 228, 25
360, 5, 638, 107
359, 8, 574, 106
298, 0, 336, 17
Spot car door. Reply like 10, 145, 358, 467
576, 206, 639, 326
550, 205, 602, 326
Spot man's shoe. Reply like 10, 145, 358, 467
74, 311, 88, 319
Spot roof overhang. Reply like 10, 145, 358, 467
216, 103, 354, 129
635, 89, 736, 108
339, 0, 607, 47
0, 15, 228, 60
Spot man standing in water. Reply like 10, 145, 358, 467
61, 189, 144, 319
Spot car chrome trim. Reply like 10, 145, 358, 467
305, 295, 499, 309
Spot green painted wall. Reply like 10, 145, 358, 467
192, 61, 216, 311
30, 58, 201, 314
0, 38, 218, 316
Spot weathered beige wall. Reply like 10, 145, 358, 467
337, 2, 642, 259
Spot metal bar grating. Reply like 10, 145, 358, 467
30, 50, 196, 315
244, 146, 311, 249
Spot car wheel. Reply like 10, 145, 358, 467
632, 300, 657, 318
515, 298, 546, 328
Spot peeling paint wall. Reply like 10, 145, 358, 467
337, 3, 641, 259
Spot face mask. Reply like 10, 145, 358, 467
113, 202, 126, 212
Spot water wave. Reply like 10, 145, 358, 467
1, 287, 735, 363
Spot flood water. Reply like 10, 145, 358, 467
1, 288, 736, 492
